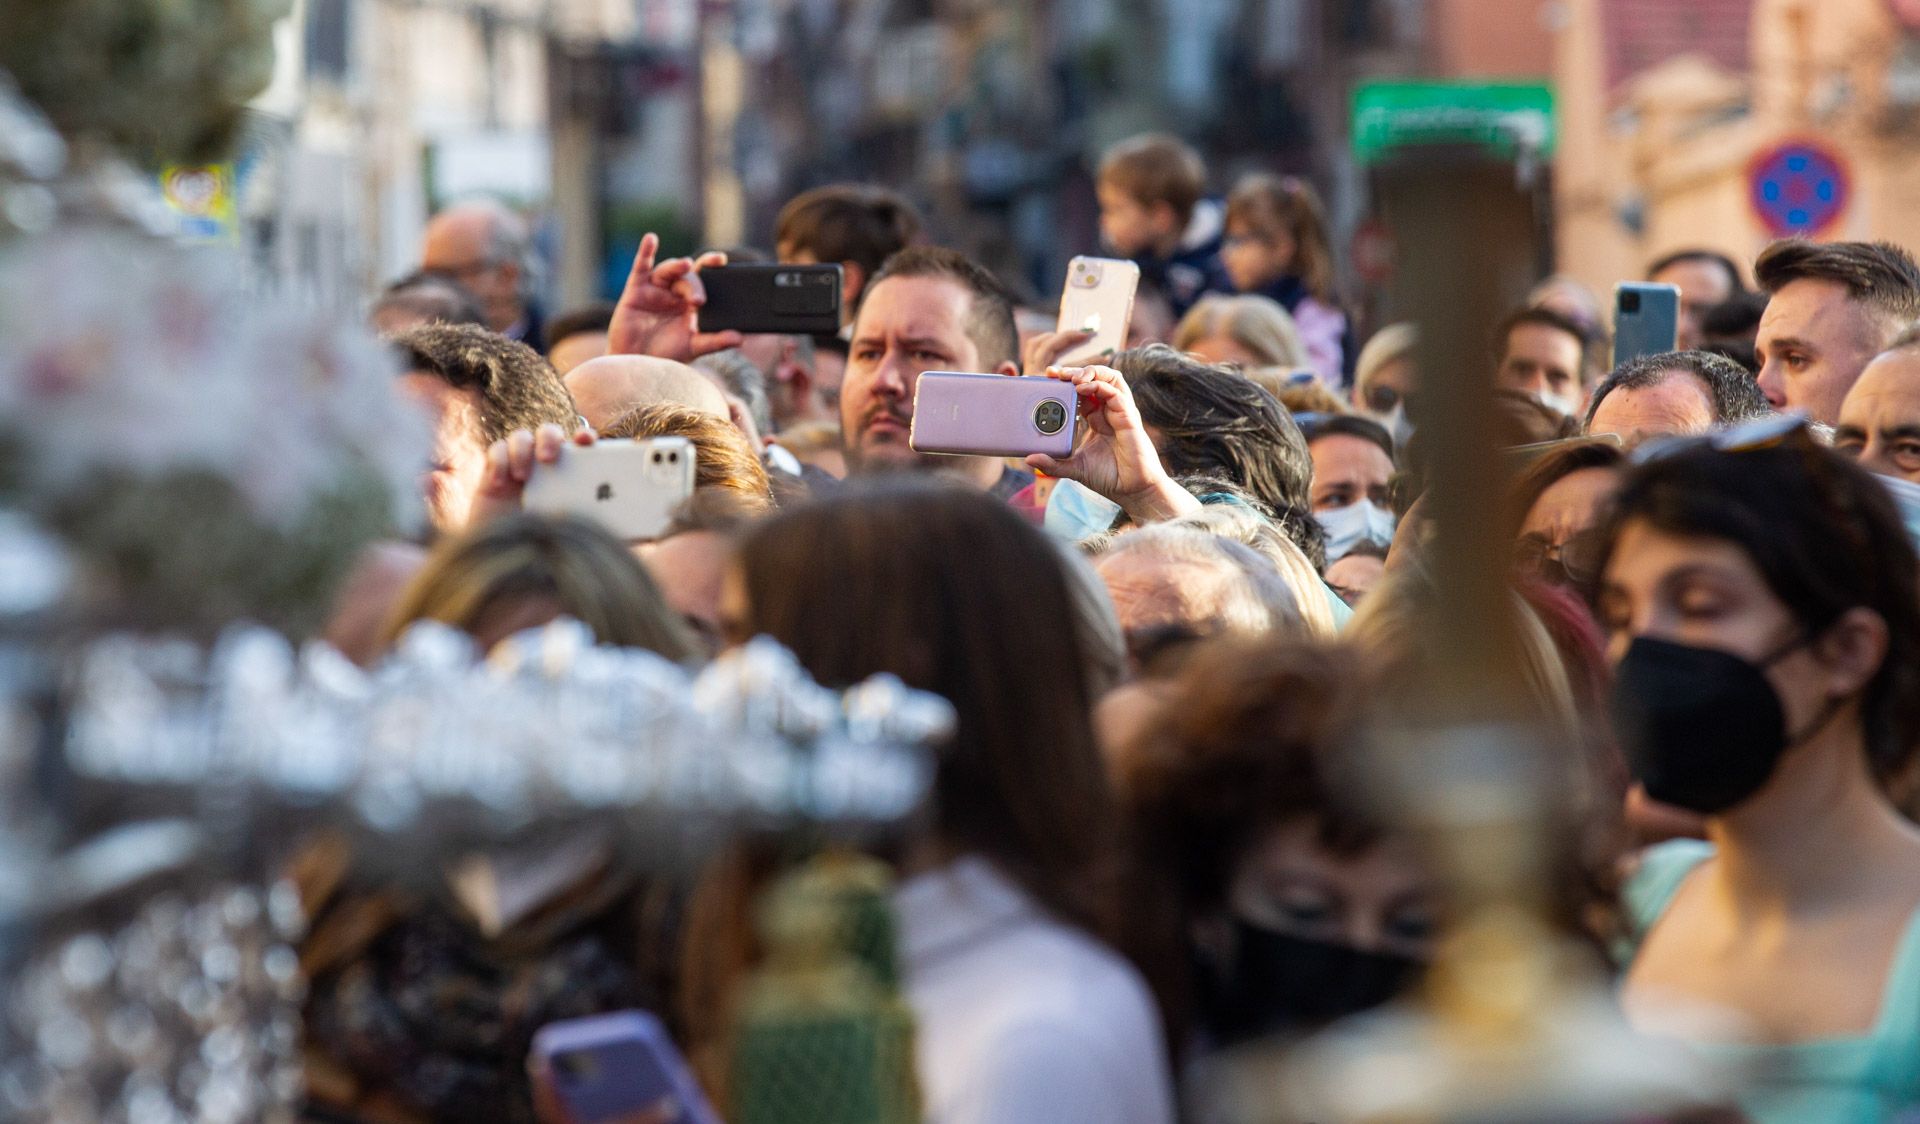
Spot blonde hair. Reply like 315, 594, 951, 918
381, 513, 699, 659
1224, 173, 1337, 302
1171, 295, 1308, 370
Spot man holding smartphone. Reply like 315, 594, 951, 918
838, 246, 1034, 497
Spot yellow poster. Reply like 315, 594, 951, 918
159, 164, 238, 243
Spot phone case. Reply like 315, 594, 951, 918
1613, 282, 1681, 366
909, 372, 1078, 459
1056, 256, 1140, 367
698, 264, 843, 335
532, 1010, 720, 1124
521, 437, 696, 542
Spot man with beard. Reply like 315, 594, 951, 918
839, 246, 1032, 497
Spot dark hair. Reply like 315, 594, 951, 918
1496, 305, 1594, 374
1755, 240, 1920, 337
863, 245, 1020, 372
1117, 344, 1325, 568
1506, 439, 1627, 539
600, 403, 774, 510
775, 185, 923, 280
1301, 413, 1396, 466
545, 302, 617, 351
1582, 349, 1773, 431
1702, 291, 1769, 340
1596, 441, 1920, 779
394, 323, 580, 444
736, 481, 1121, 937
1648, 249, 1747, 293
1122, 638, 1378, 1049
373, 270, 487, 329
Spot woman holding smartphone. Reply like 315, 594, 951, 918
1598, 419, 1920, 1123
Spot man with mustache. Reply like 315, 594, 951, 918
839, 246, 1032, 497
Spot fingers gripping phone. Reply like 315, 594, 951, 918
531, 1010, 720, 1124
1613, 282, 1681, 366
522, 438, 696, 542
1056, 256, 1140, 366
697, 264, 843, 335
909, 372, 1079, 459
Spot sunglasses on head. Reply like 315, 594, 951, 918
1630, 412, 1812, 466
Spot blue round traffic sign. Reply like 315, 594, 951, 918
1749, 140, 1850, 238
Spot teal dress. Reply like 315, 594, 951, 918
1623, 841, 1920, 1124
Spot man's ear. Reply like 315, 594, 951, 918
994, 361, 1020, 378
840, 261, 866, 309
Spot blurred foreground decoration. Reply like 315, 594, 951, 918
1257, 148, 1739, 1121
0, 623, 951, 1122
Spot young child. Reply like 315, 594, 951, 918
1095, 133, 1232, 318
1221, 173, 1352, 387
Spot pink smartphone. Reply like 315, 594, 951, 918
909, 372, 1079, 459
1056, 256, 1140, 366
530, 1010, 720, 1124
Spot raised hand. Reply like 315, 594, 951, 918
1025, 365, 1200, 524
606, 233, 744, 362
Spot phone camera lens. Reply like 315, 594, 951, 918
1034, 399, 1067, 435
1620, 291, 1641, 314
651, 453, 663, 464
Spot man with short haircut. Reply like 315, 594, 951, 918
370, 271, 487, 337
1094, 525, 1297, 647
564, 354, 729, 432
1584, 350, 1773, 446
838, 245, 1031, 497
1837, 330, 1920, 483
545, 302, 615, 376
1650, 249, 1746, 350
395, 324, 580, 533
420, 200, 545, 348
775, 185, 924, 328
1494, 306, 1591, 419
1754, 239, 1920, 425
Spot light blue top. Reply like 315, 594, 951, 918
1624, 840, 1920, 1124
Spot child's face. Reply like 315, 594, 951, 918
1221, 220, 1297, 293
1098, 183, 1177, 257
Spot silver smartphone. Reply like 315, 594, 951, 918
522, 437, 696, 541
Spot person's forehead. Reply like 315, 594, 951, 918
1598, 372, 1713, 416
853, 275, 972, 339
1653, 258, 1734, 296
1311, 433, 1393, 476
1506, 322, 1582, 362
422, 213, 488, 260
1845, 352, 1920, 418
1758, 277, 1870, 338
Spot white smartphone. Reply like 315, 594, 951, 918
522, 437, 696, 542
1056, 256, 1140, 367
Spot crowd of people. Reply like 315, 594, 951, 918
309, 130, 1920, 1124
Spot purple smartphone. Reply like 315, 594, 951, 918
909, 372, 1079, 459
531, 1010, 720, 1124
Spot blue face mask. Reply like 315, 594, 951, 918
1875, 472, 1920, 553
1316, 499, 1396, 563
1044, 478, 1123, 543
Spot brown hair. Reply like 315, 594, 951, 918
1755, 239, 1920, 338
863, 245, 1020, 372
1224, 173, 1337, 302
1097, 133, 1207, 227
381, 513, 698, 658
600, 403, 775, 510
1122, 638, 1379, 1049
393, 323, 580, 443
1273, 377, 1348, 418
775, 184, 923, 279
1505, 438, 1627, 540
736, 480, 1121, 937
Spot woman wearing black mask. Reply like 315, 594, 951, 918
1119, 638, 1436, 1072
1597, 420, 1920, 1124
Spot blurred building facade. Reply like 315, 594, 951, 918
1555, 0, 1920, 294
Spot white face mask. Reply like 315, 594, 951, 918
1362, 401, 1413, 451
1537, 388, 1582, 420
1875, 472, 1920, 553
1044, 478, 1123, 543
1316, 499, 1396, 563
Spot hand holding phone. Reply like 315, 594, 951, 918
908, 371, 1079, 459
530, 1011, 719, 1124
521, 438, 697, 542
1023, 365, 1200, 524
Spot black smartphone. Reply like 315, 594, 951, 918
698, 264, 843, 335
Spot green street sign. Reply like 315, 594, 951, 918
1352, 82, 1555, 166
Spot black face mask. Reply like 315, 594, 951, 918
1199, 919, 1424, 1046
1609, 634, 1833, 815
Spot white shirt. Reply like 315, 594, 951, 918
894, 856, 1175, 1124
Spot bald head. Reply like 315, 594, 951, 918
564, 355, 730, 431
421, 200, 531, 335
